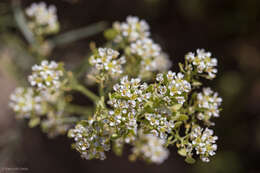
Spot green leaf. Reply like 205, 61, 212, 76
179, 63, 185, 72
185, 156, 196, 164
192, 80, 202, 87
111, 133, 118, 139
28, 117, 40, 128
178, 114, 189, 121
104, 28, 117, 40
178, 148, 187, 157
67, 130, 74, 138
174, 121, 182, 128
170, 104, 182, 112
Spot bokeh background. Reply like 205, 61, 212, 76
1, 0, 260, 173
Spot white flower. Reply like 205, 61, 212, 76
156, 73, 164, 82
144, 113, 174, 139
150, 53, 172, 72
167, 72, 191, 97
113, 16, 150, 43
41, 111, 70, 138
9, 87, 43, 118
130, 38, 161, 59
28, 60, 64, 92
185, 49, 218, 79
132, 132, 169, 164
197, 88, 222, 123
190, 126, 218, 162
107, 76, 149, 142
68, 122, 110, 160
130, 38, 170, 73
89, 48, 125, 78
25, 2, 59, 35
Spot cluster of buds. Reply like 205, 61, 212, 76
185, 49, 218, 79
89, 48, 126, 80
25, 2, 59, 36
196, 88, 222, 125
28, 60, 65, 93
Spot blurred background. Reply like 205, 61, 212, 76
0, 0, 260, 172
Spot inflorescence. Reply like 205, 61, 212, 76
25, 2, 59, 36
10, 10, 222, 165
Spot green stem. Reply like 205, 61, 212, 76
65, 104, 93, 116
49, 21, 108, 47
99, 80, 104, 97
61, 117, 80, 123
12, 0, 38, 46
73, 84, 99, 103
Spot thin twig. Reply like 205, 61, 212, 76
49, 21, 108, 47
12, 0, 37, 46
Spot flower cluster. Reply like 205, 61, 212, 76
130, 38, 171, 74
113, 16, 150, 43
156, 71, 191, 105
107, 76, 148, 142
9, 60, 76, 137
104, 16, 171, 79
185, 49, 218, 79
28, 60, 64, 92
150, 53, 172, 72
89, 48, 126, 80
25, 2, 59, 36
196, 88, 222, 125
189, 127, 218, 162
9, 87, 43, 119
10, 13, 223, 165
144, 113, 175, 139
68, 120, 111, 160
130, 131, 169, 164
41, 111, 72, 138
106, 72, 191, 141
130, 38, 161, 59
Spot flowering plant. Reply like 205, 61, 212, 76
9, 2, 222, 164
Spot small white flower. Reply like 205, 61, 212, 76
89, 48, 125, 79
185, 49, 218, 79
167, 72, 191, 97
9, 87, 43, 118
130, 38, 171, 75
132, 131, 169, 164
130, 38, 161, 59
156, 73, 164, 82
196, 88, 222, 123
68, 122, 111, 160
28, 60, 64, 92
150, 53, 172, 72
25, 2, 59, 36
190, 126, 218, 162
113, 16, 150, 43
144, 113, 174, 139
